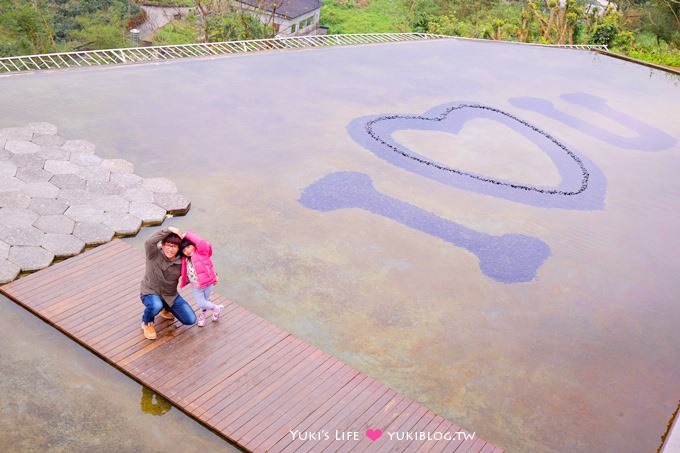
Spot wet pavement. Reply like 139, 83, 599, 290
1, 39, 679, 452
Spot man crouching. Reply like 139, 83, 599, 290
140, 226, 196, 340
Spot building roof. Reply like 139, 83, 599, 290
236, 0, 323, 20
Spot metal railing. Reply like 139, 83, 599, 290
0, 33, 607, 74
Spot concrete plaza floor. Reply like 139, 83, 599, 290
1, 38, 679, 452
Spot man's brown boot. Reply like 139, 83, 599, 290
141, 322, 157, 340
159, 309, 174, 320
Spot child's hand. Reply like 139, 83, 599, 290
167, 226, 183, 238
215, 274, 219, 285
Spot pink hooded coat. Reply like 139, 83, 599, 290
179, 230, 218, 289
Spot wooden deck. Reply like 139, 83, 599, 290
0, 239, 502, 453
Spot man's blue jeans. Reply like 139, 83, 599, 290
141, 293, 196, 325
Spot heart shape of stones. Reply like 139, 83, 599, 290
348, 102, 605, 210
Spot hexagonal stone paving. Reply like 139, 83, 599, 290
28, 198, 69, 216
62, 139, 96, 154
142, 177, 177, 194
0, 123, 191, 283
91, 195, 129, 213
102, 158, 134, 173
10, 153, 45, 169
87, 181, 126, 196
64, 205, 105, 223
0, 191, 30, 209
0, 176, 25, 192
22, 181, 60, 198
153, 192, 191, 216
111, 172, 144, 188
42, 234, 85, 258
129, 202, 167, 226
71, 153, 103, 167
28, 122, 58, 135
33, 215, 75, 234
32, 134, 66, 147
0, 259, 20, 283
0, 208, 38, 227
57, 188, 96, 205
16, 166, 52, 182
73, 222, 114, 246
103, 212, 142, 237
0, 225, 44, 246
77, 166, 110, 182
122, 187, 154, 203
50, 173, 87, 189
0, 161, 17, 177
9, 245, 54, 272
39, 146, 70, 161
6, 140, 40, 154
44, 159, 80, 175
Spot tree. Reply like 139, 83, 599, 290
0, 0, 57, 55
194, 1, 292, 42
527, 0, 585, 44
209, 11, 274, 41
67, 9, 132, 50
194, 0, 229, 42
643, 0, 680, 45
0, 0, 142, 56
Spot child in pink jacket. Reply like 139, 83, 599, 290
178, 230, 224, 327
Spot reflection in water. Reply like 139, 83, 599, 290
140, 387, 172, 416
0, 295, 240, 452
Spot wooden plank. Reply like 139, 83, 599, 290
130, 302, 253, 387
0, 239, 503, 453
237, 355, 340, 447
256, 361, 360, 451
5, 240, 127, 301
262, 372, 366, 451
43, 265, 143, 323
227, 350, 334, 436
411, 416, 449, 453
207, 340, 315, 427
442, 425, 477, 452
330, 387, 397, 452
4, 240, 123, 295
175, 323, 292, 409
281, 374, 374, 453
162, 316, 286, 396
340, 392, 412, 453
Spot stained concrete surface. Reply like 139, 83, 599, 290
1, 39, 679, 452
